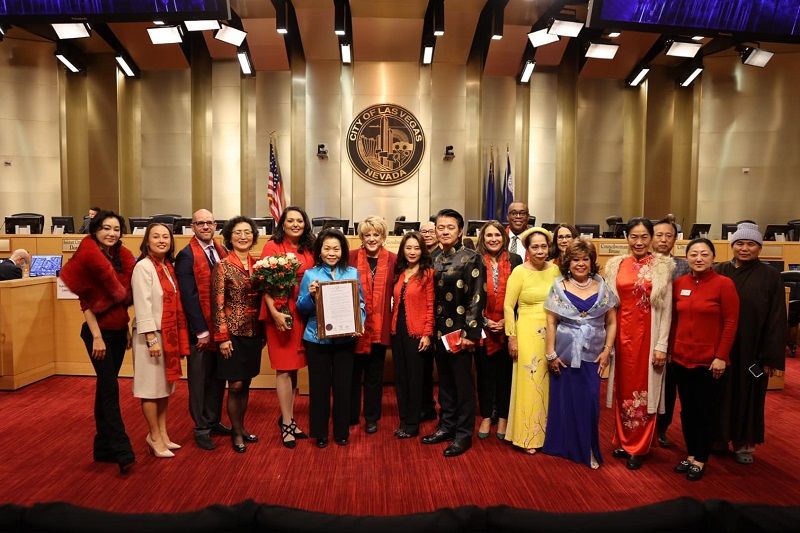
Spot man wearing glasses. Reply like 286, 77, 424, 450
419, 221, 441, 259
175, 209, 232, 450
506, 202, 530, 261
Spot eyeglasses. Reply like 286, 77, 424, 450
232, 230, 253, 236
508, 210, 529, 217
557, 235, 573, 240
420, 229, 436, 235
193, 221, 215, 226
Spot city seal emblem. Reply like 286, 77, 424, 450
347, 104, 426, 186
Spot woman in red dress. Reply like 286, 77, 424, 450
603, 217, 674, 470
260, 206, 315, 448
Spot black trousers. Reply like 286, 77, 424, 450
391, 322, 425, 433
474, 346, 512, 419
305, 340, 355, 441
350, 343, 386, 424
657, 361, 678, 435
80, 323, 134, 464
673, 362, 719, 463
421, 351, 436, 416
434, 341, 475, 441
187, 343, 226, 436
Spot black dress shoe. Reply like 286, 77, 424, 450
626, 455, 643, 470
117, 457, 135, 475
316, 438, 328, 448
365, 422, 378, 434
658, 432, 673, 448
210, 423, 232, 436
612, 448, 630, 459
396, 429, 418, 439
231, 436, 246, 454
674, 459, 692, 474
195, 433, 216, 451
421, 429, 455, 444
335, 438, 348, 446
687, 464, 704, 481
443, 439, 472, 457
243, 433, 258, 443
394, 426, 403, 436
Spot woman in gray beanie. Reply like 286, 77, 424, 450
714, 222, 786, 464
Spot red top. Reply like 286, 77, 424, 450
391, 268, 434, 338
670, 270, 740, 367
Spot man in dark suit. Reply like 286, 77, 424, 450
175, 209, 230, 450
0, 249, 30, 281
77, 207, 100, 234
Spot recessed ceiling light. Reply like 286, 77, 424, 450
608, 31, 621, 38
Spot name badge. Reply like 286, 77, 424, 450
680, 289, 692, 296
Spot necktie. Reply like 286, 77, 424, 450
510, 235, 518, 255
206, 246, 217, 267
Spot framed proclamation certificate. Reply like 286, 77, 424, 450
315, 280, 363, 339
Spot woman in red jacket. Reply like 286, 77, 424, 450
350, 216, 397, 434
475, 221, 522, 440
59, 210, 136, 474
670, 238, 739, 481
391, 231, 434, 438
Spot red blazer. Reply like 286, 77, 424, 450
391, 268, 434, 338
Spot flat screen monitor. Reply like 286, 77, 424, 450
541, 223, 560, 234
720, 223, 739, 240
51, 216, 75, 234
587, 0, 800, 42
174, 217, 194, 236
320, 219, 349, 234
251, 218, 275, 237
688, 224, 711, 239
575, 224, 600, 238
128, 217, 151, 235
29, 255, 63, 277
394, 221, 420, 235
764, 224, 792, 241
612, 223, 627, 239
4, 216, 43, 234
0, 0, 230, 23
762, 260, 786, 272
466, 220, 489, 237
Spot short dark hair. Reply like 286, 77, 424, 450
686, 237, 716, 257
138, 222, 176, 262
314, 228, 350, 270
222, 216, 258, 251
559, 237, 599, 278
654, 214, 678, 236
476, 220, 508, 256
626, 217, 654, 237
435, 208, 464, 230
394, 231, 432, 281
89, 207, 101, 214
271, 206, 315, 254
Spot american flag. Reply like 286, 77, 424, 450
268, 140, 286, 222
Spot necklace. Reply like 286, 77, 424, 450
569, 276, 592, 290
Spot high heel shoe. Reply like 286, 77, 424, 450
231, 435, 246, 454
278, 417, 297, 449
290, 419, 308, 439
146, 434, 175, 458
165, 441, 181, 450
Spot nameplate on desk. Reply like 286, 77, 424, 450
62, 239, 82, 252
674, 243, 687, 257
598, 243, 629, 256
56, 276, 79, 300
385, 236, 403, 248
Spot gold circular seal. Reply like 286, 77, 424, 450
346, 104, 426, 186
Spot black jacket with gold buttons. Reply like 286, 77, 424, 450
433, 242, 486, 341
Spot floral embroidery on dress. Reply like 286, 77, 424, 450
523, 359, 538, 379
621, 390, 650, 430
630, 256, 654, 311
537, 326, 547, 339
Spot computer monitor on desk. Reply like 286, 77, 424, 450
465, 220, 488, 237
720, 223, 739, 240
317, 219, 349, 234
252, 218, 275, 236
29, 255, 63, 277
4, 216, 43, 234
51, 216, 75, 234
688, 224, 711, 239
128, 217, 151, 235
174, 218, 194, 235
764, 224, 792, 241
575, 224, 600, 238
393, 221, 420, 235
611, 223, 627, 239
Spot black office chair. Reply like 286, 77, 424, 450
787, 219, 800, 241
151, 214, 182, 232
604, 216, 623, 238
781, 271, 800, 357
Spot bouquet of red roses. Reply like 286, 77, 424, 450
251, 253, 302, 328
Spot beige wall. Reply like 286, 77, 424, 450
0, 41, 61, 222
2, 39, 800, 236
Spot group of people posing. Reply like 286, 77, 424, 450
58, 204, 786, 481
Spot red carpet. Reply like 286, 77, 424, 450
1, 359, 799, 515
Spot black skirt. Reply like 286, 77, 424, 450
216, 335, 263, 381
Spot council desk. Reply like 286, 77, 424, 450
1, 234, 792, 390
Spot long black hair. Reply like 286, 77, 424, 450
394, 231, 432, 281
271, 206, 315, 254
89, 210, 127, 272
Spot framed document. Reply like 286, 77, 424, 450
315, 280, 363, 339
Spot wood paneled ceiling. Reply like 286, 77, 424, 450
3, 0, 799, 80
